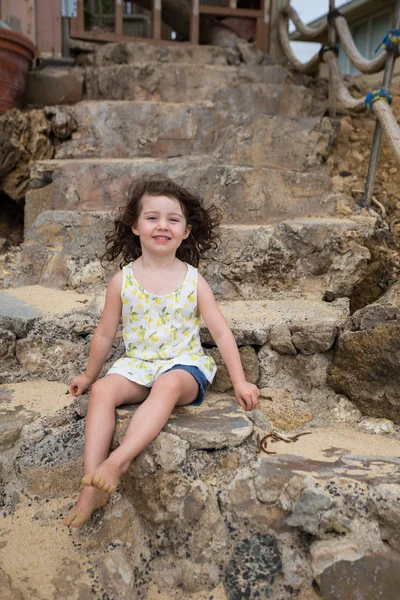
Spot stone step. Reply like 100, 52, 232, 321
84, 62, 295, 101
71, 39, 271, 67
86, 78, 315, 118
6, 213, 374, 302
27, 155, 337, 232
54, 101, 219, 160
53, 96, 316, 160
1, 284, 348, 386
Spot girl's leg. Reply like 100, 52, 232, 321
82, 370, 198, 493
64, 374, 149, 527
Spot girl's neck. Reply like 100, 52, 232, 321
136, 253, 181, 272
131, 256, 188, 296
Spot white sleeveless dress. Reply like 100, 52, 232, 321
107, 263, 217, 386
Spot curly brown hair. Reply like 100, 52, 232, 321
102, 173, 221, 268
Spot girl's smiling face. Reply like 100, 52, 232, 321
132, 194, 191, 256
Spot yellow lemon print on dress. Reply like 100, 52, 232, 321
123, 297, 128, 305
187, 290, 195, 303
153, 297, 162, 305
150, 331, 159, 342
182, 327, 190, 337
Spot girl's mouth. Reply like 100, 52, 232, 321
153, 236, 170, 241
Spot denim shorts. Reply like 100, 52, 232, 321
164, 364, 207, 406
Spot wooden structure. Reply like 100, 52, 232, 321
0, 0, 280, 56
70, 0, 273, 51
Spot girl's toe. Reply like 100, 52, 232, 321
82, 473, 94, 487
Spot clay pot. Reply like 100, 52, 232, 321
0, 28, 35, 113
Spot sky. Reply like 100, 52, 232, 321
290, 0, 351, 61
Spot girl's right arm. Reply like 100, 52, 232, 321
70, 271, 123, 397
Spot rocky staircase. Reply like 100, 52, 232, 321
1, 41, 400, 600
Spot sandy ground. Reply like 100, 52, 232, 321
5, 380, 71, 417
0, 498, 94, 600
1, 285, 94, 316
269, 424, 400, 461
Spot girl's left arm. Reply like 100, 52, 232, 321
197, 274, 260, 411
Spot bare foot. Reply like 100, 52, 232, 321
63, 486, 109, 527
81, 458, 122, 494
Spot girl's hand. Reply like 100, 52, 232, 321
234, 381, 260, 412
70, 374, 92, 397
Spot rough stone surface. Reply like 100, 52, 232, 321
8, 212, 373, 301
315, 551, 400, 600
269, 324, 297, 355
0, 109, 53, 202
258, 388, 313, 431
97, 547, 139, 599
54, 101, 223, 160
259, 347, 332, 397
216, 115, 336, 170
115, 396, 253, 451
84, 62, 289, 102
290, 321, 337, 355
329, 282, 400, 423
72, 40, 243, 67
17, 420, 85, 495
324, 241, 371, 300
209, 346, 259, 392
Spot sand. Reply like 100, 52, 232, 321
5, 380, 72, 417
1, 285, 93, 316
265, 424, 400, 461
0, 498, 93, 600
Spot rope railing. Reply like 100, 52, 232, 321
278, 1, 400, 205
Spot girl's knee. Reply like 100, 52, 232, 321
90, 378, 118, 406
152, 372, 183, 398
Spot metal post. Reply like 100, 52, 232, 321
364, 0, 400, 205
328, 0, 336, 119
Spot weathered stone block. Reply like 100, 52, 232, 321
329, 324, 400, 424
209, 346, 259, 393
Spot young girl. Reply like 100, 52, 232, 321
64, 174, 260, 528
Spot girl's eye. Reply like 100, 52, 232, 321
170, 218, 180, 222
147, 216, 157, 220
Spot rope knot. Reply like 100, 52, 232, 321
364, 88, 393, 112
318, 45, 339, 62
375, 29, 400, 54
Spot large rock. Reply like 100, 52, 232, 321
0, 109, 53, 202
329, 281, 400, 424
17, 420, 85, 495
314, 550, 400, 600
114, 396, 253, 451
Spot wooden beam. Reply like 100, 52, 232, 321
199, 6, 262, 18
255, 0, 271, 52
190, 0, 199, 45
115, 0, 123, 36
70, 30, 192, 45
70, 0, 85, 36
153, 0, 162, 40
